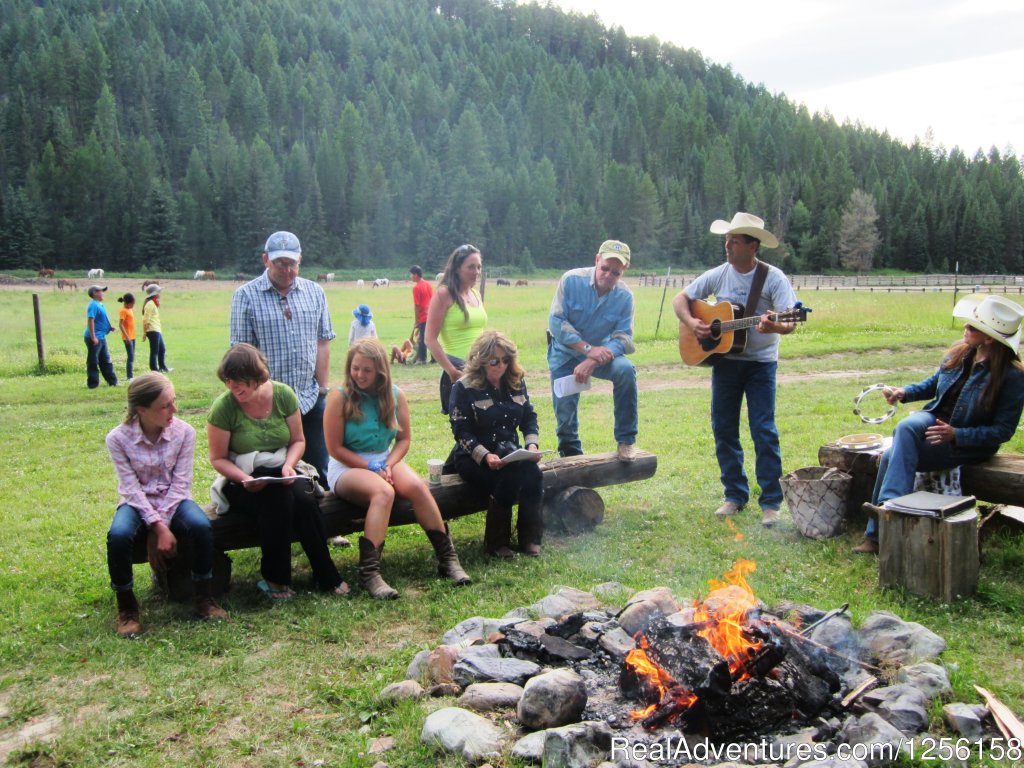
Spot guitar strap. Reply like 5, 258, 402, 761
744, 261, 770, 319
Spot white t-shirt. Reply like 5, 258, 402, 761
348, 319, 377, 346
684, 261, 797, 363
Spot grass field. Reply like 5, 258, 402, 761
0, 277, 1022, 766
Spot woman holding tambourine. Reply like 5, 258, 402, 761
853, 294, 1024, 553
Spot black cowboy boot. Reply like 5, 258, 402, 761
358, 537, 399, 600
485, 498, 515, 559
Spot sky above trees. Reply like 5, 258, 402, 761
551, 0, 1024, 155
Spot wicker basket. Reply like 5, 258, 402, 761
781, 466, 852, 540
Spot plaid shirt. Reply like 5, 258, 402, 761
105, 418, 196, 526
229, 271, 336, 414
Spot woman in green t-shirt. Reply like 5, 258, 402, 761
207, 343, 347, 602
324, 338, 471, 599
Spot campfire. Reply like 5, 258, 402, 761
617, 560, 843, 740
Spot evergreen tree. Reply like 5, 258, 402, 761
837, 190, 880, 273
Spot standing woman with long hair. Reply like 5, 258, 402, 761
449, 331, 544, 558
142, 284, 172, 373
105, 372, 227, 637
854, 294, 1024, 553
324, 338, 471, 599
425, 244, 487, 413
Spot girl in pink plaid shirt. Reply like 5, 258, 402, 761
105, 373, 227, 637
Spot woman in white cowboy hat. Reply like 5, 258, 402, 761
854, 294, 1024, 553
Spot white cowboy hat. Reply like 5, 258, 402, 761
709, 212, 779, 249
953, 293, 1024, 353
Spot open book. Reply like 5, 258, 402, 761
501, 448, 555, 463
882, 491, 976, 518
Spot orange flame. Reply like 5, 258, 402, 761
624, 638, 697, 720
694, 559, 761, 678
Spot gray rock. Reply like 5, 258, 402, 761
518, 669, 588, 729
626, 586, 679, 615
406, 649, 431, 682
809, 614, 857, 660
453, 655, 542, 687
858, 611, 946, 666
597, 626, 636, 658
459, 682, 525, 712
617, 600, 664, 637
378, 679, 424, 702
511, 729, 547, 762
792, 758, 868, 768
550, 585, 602, 612
591, 581, 629, 599
424, 645, 460, 685
442, 617, 509, 647
459, 643, 502, 661
943, 702, 985, 739
542, 721, 612, 768
839, 712, 907, 767
862, 683, 930, 734
895, 661, 951, 700
532, 594, 579, 619
421, 706, 504, 763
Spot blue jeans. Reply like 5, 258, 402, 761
123, 339, 135, 380
711, 359, 783, 510
147, 331, 167, 371
864, 410, 961, 540
301, 393, 329, 487
550, 355, 637, 456
106, 500, 214, 592
85, 336, 117, 388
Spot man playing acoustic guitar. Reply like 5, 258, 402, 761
673, 213, 799, 527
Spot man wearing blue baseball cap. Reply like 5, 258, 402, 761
229, 231, 336, 485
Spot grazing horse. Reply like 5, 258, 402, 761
372, 277, 390, 288
515, 279, 529, 286
87, 268, 104, 279
57, 279, 78, 291
38, 268, 55, 278
496, 278, 511, 286
356, 279, 365, 288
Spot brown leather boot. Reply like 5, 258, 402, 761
115, 590, 142, 639
852, 538, 879, 555
426, 527, 472, 585
194, 580, 228, 621
358, 537, 399, 600
485, 499, 515, 559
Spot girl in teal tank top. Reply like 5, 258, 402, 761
323, 338, 471, 599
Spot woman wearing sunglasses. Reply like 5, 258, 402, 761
425, 244, 488, 414
449, 331, 544, 558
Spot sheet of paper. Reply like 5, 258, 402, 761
501, 448, 555, 463
553, 374, 592, 398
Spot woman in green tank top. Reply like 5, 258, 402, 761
425, 244, 488, 414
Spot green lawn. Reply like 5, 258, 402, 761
0, 280, 1021, 766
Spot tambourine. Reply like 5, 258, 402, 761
853, 384, 898, 424
835, 433, 884, 451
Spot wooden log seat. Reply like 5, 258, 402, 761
818, 442, 1024, 512
133, 450, 657, 568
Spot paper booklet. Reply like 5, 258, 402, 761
552, 374, 592, 398
501, 448, 556, 463
882, 491, 976, 518
242, 475, 316, 486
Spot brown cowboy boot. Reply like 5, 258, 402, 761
115, 590, 142, 639
485, 499, 515, 559
426, 527, 472, 585
193, 580, 228, 621
358, 537, 399, 600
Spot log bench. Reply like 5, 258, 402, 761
134, 450, 658, 598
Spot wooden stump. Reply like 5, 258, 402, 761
543, 486, 605, 535
150, 550, 232, 603
817, 442, 884, 522
878, 508, 979, 602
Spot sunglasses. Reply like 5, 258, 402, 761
279, 294, 292, 321
456, 243, 478, 258
599, 265, 623, 277
487, 356, 512, 367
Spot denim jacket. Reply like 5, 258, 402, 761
904, 354, 1024, 457
449, 379, 540, 465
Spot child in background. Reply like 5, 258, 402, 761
117, 293, 136, 382
142, 284, 171, 373
348, 304, 377, 346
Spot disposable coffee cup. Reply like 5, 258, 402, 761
427, 459, 444, 485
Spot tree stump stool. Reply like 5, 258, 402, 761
879, 507, 979, 602
543, 486, 605, 534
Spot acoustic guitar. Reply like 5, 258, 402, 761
678, 299, 810, 366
